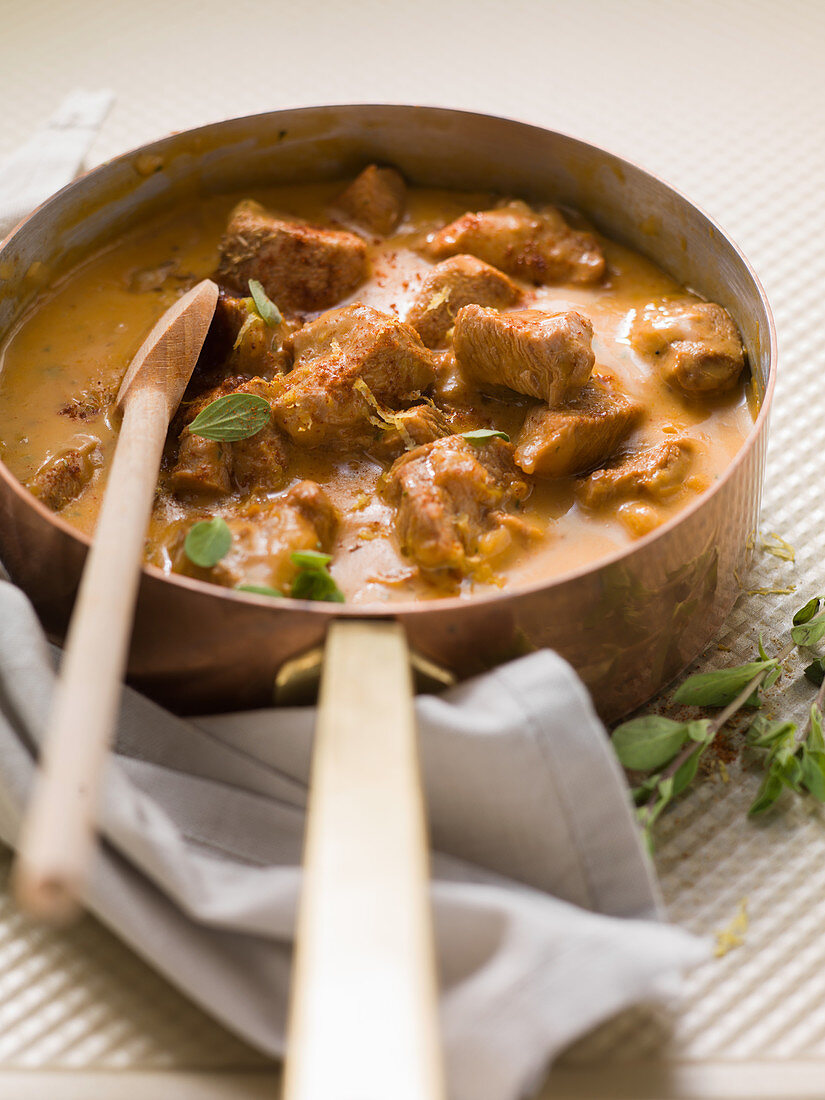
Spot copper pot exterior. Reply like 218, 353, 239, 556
0, 106, 775, 720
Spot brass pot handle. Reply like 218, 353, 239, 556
283, 619, 445, 1100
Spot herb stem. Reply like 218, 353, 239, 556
708, 639, 794, 736
643, 639, 794, 813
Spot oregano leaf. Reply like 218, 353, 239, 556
184, 517, 232, 568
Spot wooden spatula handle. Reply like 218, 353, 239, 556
14, 384, 169, 921
284, 620, 444, 1100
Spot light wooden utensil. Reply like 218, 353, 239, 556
14, 278, 219, 923
284, 620, 445, 1100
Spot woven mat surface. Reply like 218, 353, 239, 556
1, 0, 824, 1081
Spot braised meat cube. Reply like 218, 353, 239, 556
453, 305, 595, 405
372, 403, 452, 460
193, 291, 295, 394
28, 439, 100, 511
176, 481, 339, 592
170, 433, 232, 499
406, 255, 522, 349
630, 300, 745, 395
273, 304, 437, 447
430, 348, 481, 409
423, 200, 605, 286
385, 434, 529, 575
515, 376, 643, 478
576, 439, 695, 510
333, 165, 407, 236
217, 200, 368, 314
170, 377, 289, 498
230, 422, 290, 494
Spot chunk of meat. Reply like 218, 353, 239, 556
453, 305, 595, 404
169, 377, 289, 498
174, 481, 339, 592
217, 200, 368, 314
230, 421, 290, 494
630, 300, 745, 394
28, 440, 101, 511
170, 433, 232, 499
192, 291, 295, 395
576, 439, 695, 510
273, 304, 437, 447
429, 349, 474, 408
423, 200, 605, 285
406, 254, 522, 348
385, 434, 530, 576
515, 376, 644, 478
333, 165, 407, 236
371, 403, 452, 460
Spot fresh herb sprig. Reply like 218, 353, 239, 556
615, 593, 825, 846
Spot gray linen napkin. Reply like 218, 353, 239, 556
0, 98, 707, 1098
0, 89, 113, 240
0, 580, 706, 1100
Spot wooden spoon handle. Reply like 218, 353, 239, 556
284, 620, 444, 1100
14, 384, 170, 921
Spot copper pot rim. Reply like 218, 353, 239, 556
0, 103, 778, 620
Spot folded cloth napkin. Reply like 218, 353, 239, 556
0, 581, 706, 1100
0, 100, 706, 1099
0, 88, 113, 239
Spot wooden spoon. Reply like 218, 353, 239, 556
14, 278, 219, 922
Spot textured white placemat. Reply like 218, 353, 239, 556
1, 0, 824, 1093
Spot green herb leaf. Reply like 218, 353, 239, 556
763, 666, 782, 692
805, 658, 825, 687
779, 754, 804, 791
637, 776, 676, 837
184, 517, 232, 568
800, 747, 825, 801
235, 584, 283, 598
686, 719, 714, 744
671, 746, 702, 796
248, 279, 283, 327
672, 660, 777, 707
746, 716, 797, 749
791, 616, 825, 647
291, 549, 333, 570
794, 597, 822, 626
611, 715, 691, 771
461, 429, 511, 444
748, 771, 784, 816
291, 568, 345, 603
809, 703, 825, 752
188, 393, 271, 442
289, 549, 344, 603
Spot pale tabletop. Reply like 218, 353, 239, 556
1, 1, 824, 1097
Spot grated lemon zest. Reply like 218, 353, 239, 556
714, 898, 748, 957
759, 531, 795, 562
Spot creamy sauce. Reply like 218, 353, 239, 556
0, 181, 755, 604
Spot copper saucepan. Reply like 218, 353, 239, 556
0, 104, 775, 721
0, 106, 776, 1096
